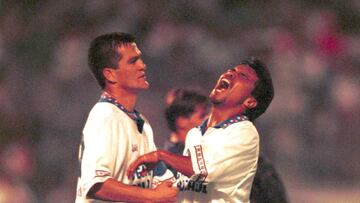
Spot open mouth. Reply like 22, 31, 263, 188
217, 78, 230, 91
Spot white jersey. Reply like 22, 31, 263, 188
176, 115, 259, 203
75, 100, 157, 203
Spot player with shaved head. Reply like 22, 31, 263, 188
127, 58, 274, 203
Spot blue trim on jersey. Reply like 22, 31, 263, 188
153, 161, 168, 176
99, 93, 144, 133
198, 114, 249, 135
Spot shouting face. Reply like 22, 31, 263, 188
209, 64, 259, 108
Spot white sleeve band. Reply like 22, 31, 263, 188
81, 175, 112, 198
188, 145, 208, 182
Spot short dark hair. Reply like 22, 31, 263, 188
88, 32, 136, 89
165, 89, 209, 132
241, 58, 274, 121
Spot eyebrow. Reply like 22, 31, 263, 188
128, 55, 141, 64
233, 68, 250, 79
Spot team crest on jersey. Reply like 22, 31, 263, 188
132, 144, 138, 152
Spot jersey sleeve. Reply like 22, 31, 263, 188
78, 105, 127, 197
142, 115, 157, 152
185, 123, 259, 192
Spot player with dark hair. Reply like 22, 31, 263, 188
239, 59, 274, 121
153, 89, 210, 180
164, 89, 210, 154
160, 88, 288, 203
128, 58, 275, 202
75, 32, 177, 203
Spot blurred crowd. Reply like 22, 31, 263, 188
0, 0, 359, 202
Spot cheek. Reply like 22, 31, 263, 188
236, 83, 254, 95
195, 115, 206, 125
188, 115, 201, 126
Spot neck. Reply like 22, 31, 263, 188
104, 87, 137, 111
175, 129, 188, 143
207, 105, 246, 127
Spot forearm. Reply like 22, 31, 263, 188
158, 150, 194, 177
89, 178, 155, 203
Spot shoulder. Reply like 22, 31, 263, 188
227, 121, 259, 144
84, 103, 128, 130
88, 102, 126, 120
185, 127, 202, 139
231, 120, 258, 134
188, 127, 201, 135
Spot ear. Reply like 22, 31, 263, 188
244, 97, 257, 109
103, 68, 117, 84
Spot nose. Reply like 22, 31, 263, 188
142, 62, 147, 70
139, 59, 146, 70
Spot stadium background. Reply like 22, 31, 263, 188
0, 0, 359, 202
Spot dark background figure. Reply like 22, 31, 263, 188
250, 155, 288, 203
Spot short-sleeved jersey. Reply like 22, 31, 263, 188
176, 115, 259, 203
75, 101, 157, 203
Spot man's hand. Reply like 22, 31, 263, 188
127, 151, 161, 179
151, 180, 178, 203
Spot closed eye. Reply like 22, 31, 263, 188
239, 72, 249, 79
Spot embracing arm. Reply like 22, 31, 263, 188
127, 150, 194, 179
158, 150, 194, 177
88, 178, 177, 203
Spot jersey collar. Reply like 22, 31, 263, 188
99, 92, 144, 133
198, 114, 249, 135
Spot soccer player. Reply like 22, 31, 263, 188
153, 88, 210, 178
160, 89, 287, 203
127, 58, 274, 202
75, 32, 178, 203
163, 88, 210, 155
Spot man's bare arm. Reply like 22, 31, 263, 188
157, 150, 194, 177
88, 178, 177, 203
127, 150, 194, 179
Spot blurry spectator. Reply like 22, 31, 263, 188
250, 155, 288, 203
163, 88, 210, 154
0, 140, 37, 203
153, 88, 210, 178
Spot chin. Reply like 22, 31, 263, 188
141, 82, 150, 89
133, 85, 149, 92
140, 87, 150, 91
209, 94, 221, 105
